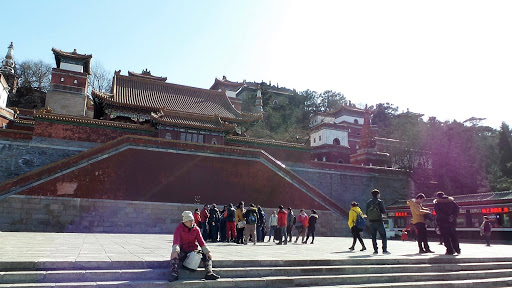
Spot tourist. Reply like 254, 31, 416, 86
219, 205, 228, 242
407, 193, 434, 253
366, 189, 389, 254
294, 209, 308, 244
244, 203, 258, 245
480, 215, 492, 246
348, 201, 366, 251
268, 211, 278, 242
286, 207, 296, 242
208, 204, 220, 242
169, 211, 220, 282
200, 204, 210, 241
225, 203, 237, 242
434, 191, 461, 255
276, 205, 288, 245
235, 202, 246, 244
304, 209, 318, 244
256, 206, 266, 242
193, 209, 201, 226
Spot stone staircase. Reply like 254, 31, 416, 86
1, 257, 512, 287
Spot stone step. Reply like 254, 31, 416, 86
1, 269, 511, 288
3, 262, 512, 283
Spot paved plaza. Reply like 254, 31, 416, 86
0, 232, 510, 263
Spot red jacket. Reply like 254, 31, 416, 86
298, 214, 309, 227
193, 212, 201, 225
277, 209, 287, 227
200, 208, 209, 223
173, 223, 206, 252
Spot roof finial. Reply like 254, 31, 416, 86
73, 49, 77, 54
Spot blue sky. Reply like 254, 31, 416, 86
4, 1, 512, 128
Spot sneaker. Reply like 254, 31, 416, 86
419, 249, 427, 254
349, 247, 355, 251
373, 251, 378, 254
204, 272, 220, 280
426, 250, 435, 253
276, 242, 282, 245
310, 242, 314, 244
383, 250, 391, 254
168, 275, 178, 282
360, 247, 366, 251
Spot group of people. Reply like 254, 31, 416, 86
194, 202, 319, 246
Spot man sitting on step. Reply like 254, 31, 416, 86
169, 211, 220, 282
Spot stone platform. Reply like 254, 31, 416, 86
0, 232, 511, 287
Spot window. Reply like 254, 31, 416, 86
199, 135, 204, 143
73, 79, 78, 84
313, 137, 316, 143
180, 133, 186, 141
354, 119, 359, 124
165, 133, 172, 139
60, 77, 65, 82
211, 138, 217, 145
319, 136, 322, 142
186, 133, 192, 142
273, 100, 279, 106
356, 144, 359, 149
322, 156, 326, 162
333, 138, 340, 145
338, 160, 344, 164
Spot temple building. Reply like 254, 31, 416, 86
45, 48, 92, 117
0, 43, 15, 128
91, 70, 262, 145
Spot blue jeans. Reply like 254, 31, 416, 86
369, 221, 387, 252
257, 225, 263, 241
268, 225, 276, 241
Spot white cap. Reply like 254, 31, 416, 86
182, 211, 194, 222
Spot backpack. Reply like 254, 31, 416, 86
246, 210, 257, 225
367, 201, 382, 221
355, 214, 366, 230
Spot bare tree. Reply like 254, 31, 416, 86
88, 61, 112, 94
15, 60, 52, 92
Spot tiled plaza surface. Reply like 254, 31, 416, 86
0, 232, 510, 263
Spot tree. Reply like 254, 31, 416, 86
15, 60, 52, 92
497, 122, 512, 177
88, 62, 112, 94
318, 90, 346, 112
371, 103, 399, 138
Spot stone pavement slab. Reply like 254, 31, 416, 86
0, 232, 511, 264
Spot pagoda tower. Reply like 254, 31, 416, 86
45, 48, 92, 116
350, 109, 389, 167
0, 42, 17, 95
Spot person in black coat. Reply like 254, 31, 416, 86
304, 209, 319, 244
434, 192, 461, 255
208, 204, 221, 242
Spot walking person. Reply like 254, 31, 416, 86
366, 189, 389, 254
169, 211, 220, 282
256, 206, 266, 242
276, 205, 288, 245
407, 193, 434, 253
208, 204, 220, 242
219, 205, 228, 242
286, 207, 296, 243
348, 202, 366, 251
304, 209, 318, 244
225, 203, 237, 243
244, 203, 258, 245
200, 204, 210, 242
268, 211, 278, 242
235, 202, 246, 244
294, 209, 308, 244
480, 215, 492, 246
434, 191, 461, 255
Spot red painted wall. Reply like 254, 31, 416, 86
19, 147, 329, 210
33, 121, 155, 143
50, 69, 87, 89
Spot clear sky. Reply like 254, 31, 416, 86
4, 0, 511, 128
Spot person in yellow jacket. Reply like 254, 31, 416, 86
235, 201, 246, 244
348, 202, 366, 251
407, 193, 434, 253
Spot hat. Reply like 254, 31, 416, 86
182, 211, 194, 222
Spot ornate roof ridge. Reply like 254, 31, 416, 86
34, 112, 154, 131
51, 47, 92, 60
226, 135, 307, 149
151, 110, 236, 132
128, 70, 167, 82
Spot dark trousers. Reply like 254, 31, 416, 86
439, 224, 460, 254
351, 226, 366, 249
236, 227, 245, 244
286, 225, 293, 242
369, 221, 387, 252
414, 222, 430, 251
219, 220, 227, 242
484, 233, 491, 246
209, 223, 218, 242
277, 226, 287, 244
305, 226, 316, 243
200, 222, 208, 241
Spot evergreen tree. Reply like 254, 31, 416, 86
498, 122, 512, 177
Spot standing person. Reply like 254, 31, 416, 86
480, 216, 492, 246
225, 203, 237, 243
235, 202, 246, 244
193, 209, 201, 227
407, 194, 434, 253
200, 204, 210, 242
304, 209, 318, 244
294, 209, 308, 244
268, 211, 278, 242
244, 203, 258, 245
219, 205, 228, 242
169, 211, 220, 282
208, 204, 220, 243
276, 205, 288, 245
348, 202, 366, 251
286, 207, 296, 243
366, 189, 389, 254
434, 191, 461, 255
256, 206, 266, 242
